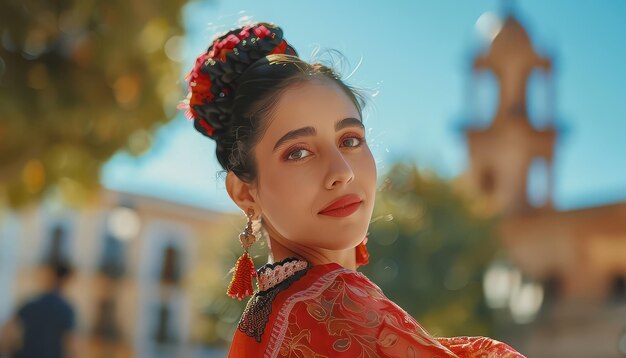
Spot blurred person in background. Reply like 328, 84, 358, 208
0, 262, 78, 358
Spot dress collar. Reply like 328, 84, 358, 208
256, 257, 309, 292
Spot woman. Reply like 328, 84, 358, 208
180, 22, 524, 357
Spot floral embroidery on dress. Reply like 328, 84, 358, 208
279, 273, 448, 357
273, 270, 482, 357
267, 269, 526, 358
230, 263, 525, 358
435, 336, 523, 358
238, 257, 310, 342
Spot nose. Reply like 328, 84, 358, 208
324, 149, 355, 189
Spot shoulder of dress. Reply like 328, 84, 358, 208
237, 264, 385, 346
328, 269, 386, 294
436, 336, 526, 358
283, 268, 388, 315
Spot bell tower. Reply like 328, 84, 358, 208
464, 12, 558, 216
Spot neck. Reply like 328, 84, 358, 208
267, 235, 356, 271
45, 284, 63, 293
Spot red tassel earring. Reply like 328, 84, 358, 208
227, 209, 258, 300
355, 235, 370, 268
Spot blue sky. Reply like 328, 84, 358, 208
102, 0, 626, 213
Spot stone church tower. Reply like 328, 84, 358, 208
464, 14, 557, 216
460, 8, 626, 358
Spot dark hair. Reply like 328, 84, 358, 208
53, 262, 72, 281
185, 23, 367, 184
43, 261, 73, 286
220, 55, 366, 183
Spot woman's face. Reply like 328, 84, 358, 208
250, 78, 377, 251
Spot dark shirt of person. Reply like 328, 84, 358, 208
15, 290, 76, 358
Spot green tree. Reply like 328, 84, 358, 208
0, 0, 189, 208
363, 162, 500, 337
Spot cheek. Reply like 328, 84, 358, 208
257, 161, 320, 231
356, 148, 378, 190
355, 148, 378, 215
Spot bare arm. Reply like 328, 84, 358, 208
64, 332, 81, 358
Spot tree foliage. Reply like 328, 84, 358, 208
0, 0, 187, 208
362, 162, 500, 337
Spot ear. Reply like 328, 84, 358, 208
225, 171, 261, 218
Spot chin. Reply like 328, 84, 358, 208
317, 228, 368, 251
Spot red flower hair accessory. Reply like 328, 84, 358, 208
178, 22, 298, 140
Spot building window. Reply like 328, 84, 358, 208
543, 274, 561, 306
527, 157, 550, 208
480, 168, 496, 194
99, 233, 126, 279
46, 224, 69, 265
154, 302, 177, 345
160, 246, 181, 284
93, 296, 120, 341
526, 69, 552, 130
611, 275, 626, 302
471, 70, 499, 129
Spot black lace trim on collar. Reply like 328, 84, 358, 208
237, 258, 311, 342
257, 256, 305, 275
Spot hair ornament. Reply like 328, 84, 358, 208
178, 22, 298, 140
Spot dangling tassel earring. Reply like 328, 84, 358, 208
355, 235, 370, 268
227, 209, 258, 300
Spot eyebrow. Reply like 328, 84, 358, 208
272, 117, 364, 152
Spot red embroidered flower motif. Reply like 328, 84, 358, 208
189, 76, 213, 107
197, 119, 215, 137
180, 51, 214, 122
270, 40, 288, 55
184, 50, 214, 119
180, 23, 288, 139
212, 34, 241, 61
253, 25, 270, 39
239, 25, 253, 39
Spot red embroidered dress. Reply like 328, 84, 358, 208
229, 258, 525, 357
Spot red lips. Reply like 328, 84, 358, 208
319, 194, 363, 215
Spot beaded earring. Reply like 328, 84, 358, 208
355, 235, 370, 268
227, 209, 258, 300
